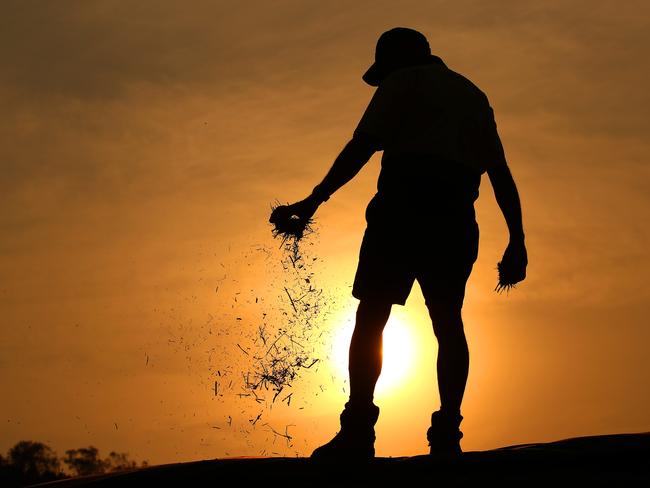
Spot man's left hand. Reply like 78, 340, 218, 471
496, 238, 527, 292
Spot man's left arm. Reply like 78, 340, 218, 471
487, 163, 528, 284
487, 164, 525, 242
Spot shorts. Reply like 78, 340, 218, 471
351, 216, 479, 307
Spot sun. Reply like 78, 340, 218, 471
331, 313, 417, 397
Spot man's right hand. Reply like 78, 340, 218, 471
269, 194, 320, 226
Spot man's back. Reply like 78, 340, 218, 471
355, 62, 503, 223
355, 62, 503, 176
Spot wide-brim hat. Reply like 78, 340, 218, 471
363, 27, 445, 86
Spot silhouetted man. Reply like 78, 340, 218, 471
270, 27, 527, 458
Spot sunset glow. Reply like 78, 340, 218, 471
1, 0, 649, 467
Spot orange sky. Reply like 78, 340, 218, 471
1, 1, 649, 464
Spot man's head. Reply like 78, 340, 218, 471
363, 27, 445, 86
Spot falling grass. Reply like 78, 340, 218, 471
226, 205, 328, 408
163, 202, 336, 454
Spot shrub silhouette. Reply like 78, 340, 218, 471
0, 440, 147, 486
3, 440, 65, 486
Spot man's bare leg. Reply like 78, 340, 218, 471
348, 298, 393, 404
428, 300, 469, 414
311, 298, 392, 458
425, 299, 468, 454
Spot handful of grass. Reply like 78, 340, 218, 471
495, 261, 516, 293
495, 257, 526, 294
270, 203, 314, 243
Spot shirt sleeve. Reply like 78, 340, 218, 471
482, 106, 508, 170
353, 73, 405, 150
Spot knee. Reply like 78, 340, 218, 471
355, 298, 392, 330
426, 299, 462, 323
427, 301, 465, 341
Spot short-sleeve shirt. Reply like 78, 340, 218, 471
354, 62, 507, 225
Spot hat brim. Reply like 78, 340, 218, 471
362, 62, 385, 87
362, 54, 446, 86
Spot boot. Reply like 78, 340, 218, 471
427, 410, 463, 457
311, 401, 380, 459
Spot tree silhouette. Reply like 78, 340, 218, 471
63, 446, 108, 476
63, 445, 147, 476
0, 440, 148, 486
106, 450, 147, 471
5, 440, 64, 485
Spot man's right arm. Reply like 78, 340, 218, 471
310, 132, 378, 204
269, 133, 377, 226
271, 77, 390, 226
